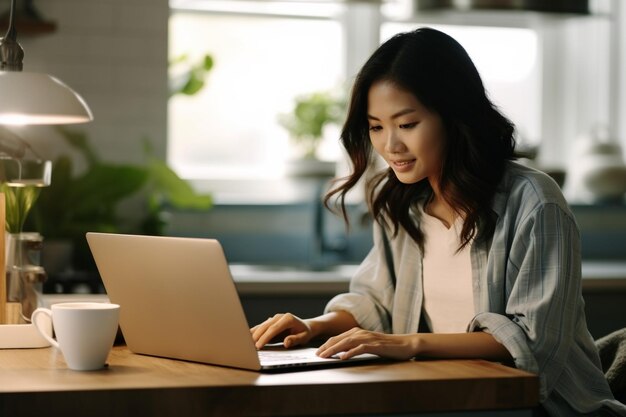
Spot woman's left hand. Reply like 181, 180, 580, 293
316, 327, 418, 360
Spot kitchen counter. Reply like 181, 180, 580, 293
229, 261, 626, 296
581, 261, 626, 291
43, 260, 626, 300
229, 264, 357, 295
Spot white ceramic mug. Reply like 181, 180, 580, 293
32, 302, 120, 371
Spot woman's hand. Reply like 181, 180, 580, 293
250, 313, 314, 349
316, 329, 513, 362
316, 327, 418, 360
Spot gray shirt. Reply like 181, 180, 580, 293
325, 161, 626, 416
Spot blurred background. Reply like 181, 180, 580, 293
5, 0, 626, 336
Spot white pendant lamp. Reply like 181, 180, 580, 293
0, 72, 92, 125
0, 0, 93, 125
0, 0, 92, 339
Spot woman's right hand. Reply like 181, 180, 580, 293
250, 313, 315, 350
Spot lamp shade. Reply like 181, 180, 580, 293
0, 71, 93, 125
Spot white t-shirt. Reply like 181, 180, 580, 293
421, 211, 474, 333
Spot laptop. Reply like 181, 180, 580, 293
86, 232, 379, 371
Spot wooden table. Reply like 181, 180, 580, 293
0, 346, 539, 417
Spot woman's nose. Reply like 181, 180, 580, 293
385, 130, 405, 153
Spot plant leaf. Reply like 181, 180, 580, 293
203, 54, 214, 71
67, 165, 149, 217
180, 74, 205, 96
147, 158, 213, 210
1, 184, 41, 233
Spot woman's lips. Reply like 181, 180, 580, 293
391, 159, 416, 172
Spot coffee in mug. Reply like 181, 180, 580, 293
32, 302, 120, 371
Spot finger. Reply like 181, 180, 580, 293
253, 319, 282, 347
250, 316, 273, 339
254, 314, 294, 349
251, 315, 281, 343
337, 343, 369, 360
316, 328, 359, 355
317, 335, 360, 359
250, 317, 274, 333
283, 331, 309, 349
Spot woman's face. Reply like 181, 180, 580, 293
367, 80, 446, 185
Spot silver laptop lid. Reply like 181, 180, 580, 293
86, 232, 262, 371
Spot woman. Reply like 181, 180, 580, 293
251, 28, 625, 416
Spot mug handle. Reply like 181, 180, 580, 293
31, 308, 59, 349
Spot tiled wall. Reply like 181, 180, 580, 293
14, 0, 169, 165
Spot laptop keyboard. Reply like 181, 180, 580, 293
258, 349, 318, 364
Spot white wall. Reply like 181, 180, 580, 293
14, 0, 169, 166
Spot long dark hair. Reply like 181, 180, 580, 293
325, 27, 516, 251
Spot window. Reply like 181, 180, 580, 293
168, 7, 344, 181
168, 2, 611, 199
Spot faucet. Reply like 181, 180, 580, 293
311, 179, 348, 269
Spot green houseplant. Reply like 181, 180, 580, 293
22, 53, 215, 272
24, 128, 213, 271
278, 91, 345, 161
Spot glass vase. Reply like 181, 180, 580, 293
0, 154, 52, 324
6, 232, 46, 323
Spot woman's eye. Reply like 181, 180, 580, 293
399, 122, 418, 129
369, 125, 382, 132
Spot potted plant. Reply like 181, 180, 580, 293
278, 90, 345, 178
24, 128, 213, 273
22, 53, 216, 275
